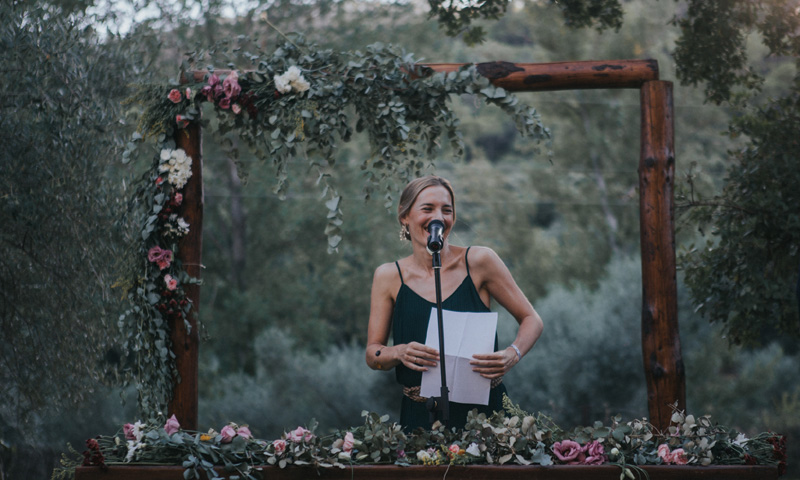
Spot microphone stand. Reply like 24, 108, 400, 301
426, 247, 450, 427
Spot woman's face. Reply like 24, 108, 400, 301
402, 185, 455, 247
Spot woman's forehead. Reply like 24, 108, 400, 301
414, 185, 453, 205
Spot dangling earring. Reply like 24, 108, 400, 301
399, 224, 410, 241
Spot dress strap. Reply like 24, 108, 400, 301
395, 261, 405, 284
465, 246, 472, 276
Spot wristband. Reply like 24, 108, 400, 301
509, 344, 521, 361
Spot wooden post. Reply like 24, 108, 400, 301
639, 80, 685, 431
170, 121, 203, 430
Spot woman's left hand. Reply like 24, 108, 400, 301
470, 347, 518, 379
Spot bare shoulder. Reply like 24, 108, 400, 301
372, 261, 402, 295
467, 246, 504, 269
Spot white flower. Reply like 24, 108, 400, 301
284, 66, 302, 81
132, 421, 146, 442
177, 217, 190, 234
466, 442, 481, 456
274, 73, 292, 93
416, 450, 431, 461
160, 149, 172, 161
125, 440, 142, 462
733, 433, 749, 447
290, 76, 310, 93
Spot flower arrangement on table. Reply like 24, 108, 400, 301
61, 398, 786, 480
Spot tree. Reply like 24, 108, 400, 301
0, 0, 149, 429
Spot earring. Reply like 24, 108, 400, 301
399, 224, 410, 241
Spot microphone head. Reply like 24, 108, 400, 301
427, 220, 445, 252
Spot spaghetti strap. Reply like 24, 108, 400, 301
395, 261, 404, 284
465, 246, 472, 276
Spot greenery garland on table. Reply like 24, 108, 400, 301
116, 36, 549, 421
57, 398, 786, 480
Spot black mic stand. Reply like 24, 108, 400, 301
426, 247, 450, 427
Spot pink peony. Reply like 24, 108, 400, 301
657, 444, 672, 463
288, 426, 313, 443
164, 414, 180, 435
342, 431, 355, 453
236, 426, 252, 440
273, 439, 286, 455
552, 440, 583, 463
223, 71, 241, 99
123, 423, 136, 440
670, 448, 688, 465
583, 440, 606, 465
164, 274, 177, 291
168, 89, 183, 104
220, 425, 236, 444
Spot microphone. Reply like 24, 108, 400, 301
427, 220, 445, 252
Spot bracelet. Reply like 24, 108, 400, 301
509, 344, 521, 361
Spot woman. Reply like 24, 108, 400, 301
366, 175, 543, 431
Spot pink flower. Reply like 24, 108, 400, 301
123, 423, 136, 440
231, 103, 241, 115
168, 89, 183, 104
164, 414, 180, 435
223, 71, 241, 99
342, 432, 355, 453
185, 87, 192, 99
164, 274, 177, 291
670, 448, 688, 465
552, 440, 583, 463
148, 246, 165, 262
170, 193, 183, 206
220, 425, 236, 444
288, 426, 313, 443
176, 115, 189, 129
583, 440, 606, 465
218, 97, 230, 109
273, 439, 286, 455
657, 444, 672, 463
236, 426, 252, 439
449, 444, 461, 455
155, 177, 164, 186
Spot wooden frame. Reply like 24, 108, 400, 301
77, 58, 751, 480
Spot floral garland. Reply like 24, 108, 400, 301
58, 401, 786, 480
117, 37, 549, 419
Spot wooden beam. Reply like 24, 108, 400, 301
170, 121, 203, 430
184, 59, 658, 92
639, 80, 684, 431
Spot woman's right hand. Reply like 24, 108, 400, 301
398, 342, 439, 371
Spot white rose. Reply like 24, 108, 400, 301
274, 73, 292, 93
160, 149, 172, 161
291, 76, 310, 93
285, 66, 302, 81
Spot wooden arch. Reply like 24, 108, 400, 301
170, 58, 684, 432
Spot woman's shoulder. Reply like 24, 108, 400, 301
466, 245, 502, 266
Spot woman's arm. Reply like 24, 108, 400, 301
468, 247, 544, 378
366, 263, 439, 371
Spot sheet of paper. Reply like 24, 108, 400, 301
420, 308, 498, 405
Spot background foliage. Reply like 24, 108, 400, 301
1, 0, 798, 479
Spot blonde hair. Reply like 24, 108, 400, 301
397, 176, 456, 240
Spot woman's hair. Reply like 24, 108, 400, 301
397, 176, 456, 239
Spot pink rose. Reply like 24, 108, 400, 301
552, 440, 583, 463
231, 103, 241, 115
148, 246, 165, 262
288, 426, 313, 443
123, 423, 136, 440
164, 274, 177, 291
223, 71, 241, 99
168, 89, 182, 104
164, 414, 180, 435
670, 448, 688, 465
176, 115, 189, 129
583, 440, 606, 465
171, 193, 183, 206
273, 439, 286, 455
220, 425, 236, 444
657, 444, 671, 463
342, 432, 354, 453
448, 444, 460, 455
236, 426, 252, 440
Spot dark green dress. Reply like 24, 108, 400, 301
392, 247, 507, 432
